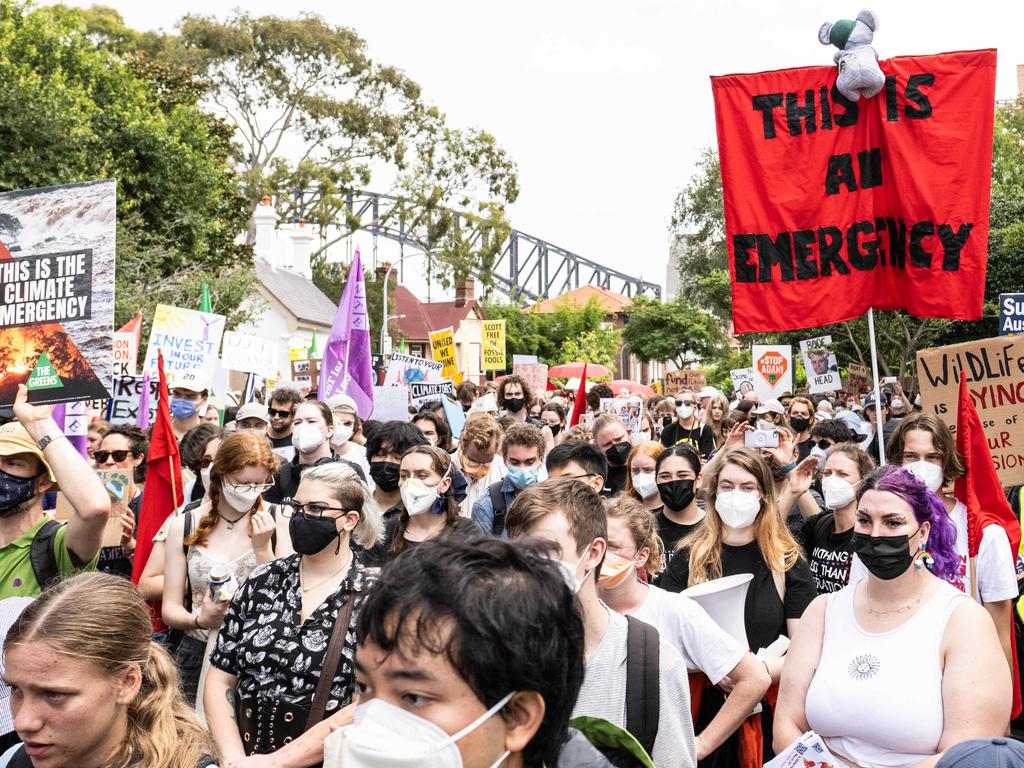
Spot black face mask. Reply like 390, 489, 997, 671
548, 424, 562, 437
790, 417, 811, 433
851, 531, 916, 580
289, 514, 341, 556
369, 460, 401, 492
658, 479, 695, 511
504, 397, 525, 413
605, 441, 631, 467
0, 469, 38, 517
662, 416, 673, 427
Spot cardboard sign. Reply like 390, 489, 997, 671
481, 319, 507, 370
143, 303, 225, 379
999, 293, 1024, 336
730, 367, 755, 397
222, 330, 279, 375
429, 327, 459, 381
106, 375, 159, 425
800, 336, 842, 394
846, 362, 870, 393
664, 369, 707, 395
916, 335, 1024, 485
55, 468, 132, 547
0, 180, 116, 406
410, 380, 455, 408
371, 384, 411, 421
512, 362, 549, 397
714, 50, 996, 333
112, 331, 137, 378
752, 345, 792, 401
384, 353, 443, 387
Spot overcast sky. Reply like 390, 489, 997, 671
57, 0, 1024, 296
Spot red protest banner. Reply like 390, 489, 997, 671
712, 50, 996, 334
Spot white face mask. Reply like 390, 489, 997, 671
822, 475, 858, 510
200, 467, 212, 490
400, 477, 441, 516
632, 472, 659, 500
292, 422, 326, 454
630, 431, 651, 446
715, 489, 761, 529
334, 692, 514, 768
555, 548, 590, 594
676, 404, 694, 420
905, 460, 943, 493
756, 418, 775, 432
809, 446, 827, 470
221, 483, 263, 512
330, 424, 354, 448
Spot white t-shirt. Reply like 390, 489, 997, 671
849, 499, 1017, 603
632, 585, 745, 684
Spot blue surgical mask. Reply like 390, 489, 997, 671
507, 464, 540, 490
169, 398, 198, 419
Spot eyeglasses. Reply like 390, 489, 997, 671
812, 440, 834, 450
267, 407, 293, 419
226, 481, 273, 494
560, 472, 595, 481
281, 498, 349, 519
95, 450, 132, 464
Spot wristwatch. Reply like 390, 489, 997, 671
36, 434, 64, 451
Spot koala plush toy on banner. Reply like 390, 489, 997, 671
819, 9, 884, 102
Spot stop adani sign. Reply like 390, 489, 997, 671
753, 344, 792, 401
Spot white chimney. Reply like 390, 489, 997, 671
290, 220, 315, 279
252, 196, 279, 264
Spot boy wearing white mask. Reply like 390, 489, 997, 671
798, 445, 876, 594
849, 412, 1017, 676
506, 477, 697, 768
264, 400, 367, 504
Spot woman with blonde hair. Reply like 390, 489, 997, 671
205, 462, 384, 765
162, 431, 281, 706
598, 495, 770, 763
0, 572, 218, 767
624, 440, 665, 511
661, 447, 816, 767
703, 395, 731, 451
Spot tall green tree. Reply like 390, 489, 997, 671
483, 298, 616, 368
621, 296, 727, 368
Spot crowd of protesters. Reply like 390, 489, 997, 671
0, 370, 1021, 768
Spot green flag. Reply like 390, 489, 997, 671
309, 328, 318, 358
200, 283, 212, 313
398, 337, 406, 354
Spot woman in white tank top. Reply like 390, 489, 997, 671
774, 465, 1010, 767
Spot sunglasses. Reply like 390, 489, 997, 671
267, 407, 293, 419
95, 449, 133, 463
196, 456, 215, 469
812, 439, 834, 450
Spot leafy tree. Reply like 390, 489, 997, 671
164, 12, 519, 288
561, 327, 621, 371
0, 3, 254, 333
621, 296, 727, 368
483, 297, 614, 367
312, 260, 396, 354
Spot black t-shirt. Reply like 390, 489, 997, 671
660, 540, 816, 652
269, 433, 293, 449
97, 492, 142, 579
654, 510, 703, 570
363, 513, 483, 568
800, 511, 855, 594
796, 437, 812, 462
660, 421, 715, 458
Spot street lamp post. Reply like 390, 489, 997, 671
380, 248, 441, 357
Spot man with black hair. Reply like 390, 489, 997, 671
505, 478, 696, 767
364, 420, 428, 517
546, 440, 608, 496
332, 536, 614, 767
586, 383, 614, 416
266, 386, 303, 461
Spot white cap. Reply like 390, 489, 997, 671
698, 386, 718, 400
325, 394, 358, 415
752, 399, 785, 416
235, 402, 270, 423
171, 369, 210, 394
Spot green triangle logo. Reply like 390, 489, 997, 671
26, 351, 64, 391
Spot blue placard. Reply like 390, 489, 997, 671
999, 293, 1024, 336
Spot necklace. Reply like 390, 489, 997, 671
217, 510, 249, 530
299, 555, 352, 594
866, 592, 925, 617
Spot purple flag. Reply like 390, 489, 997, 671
319, 248, 374, 418
137, 373, 151, 429
52, 402, 89, 459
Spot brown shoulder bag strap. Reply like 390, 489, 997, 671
305, 595, 355, 729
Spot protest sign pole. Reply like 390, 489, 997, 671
867, 308, 886, 465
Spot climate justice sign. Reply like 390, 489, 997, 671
712, 49, 996, 333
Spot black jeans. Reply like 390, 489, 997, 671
173, 634, 207, 707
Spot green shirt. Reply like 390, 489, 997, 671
0, 517, 99, 598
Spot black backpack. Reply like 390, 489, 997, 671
487, 482, 509, 535
29, 518, 62, 591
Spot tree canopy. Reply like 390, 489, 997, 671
621, 296, 727, 369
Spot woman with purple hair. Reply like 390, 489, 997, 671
774, 465, 1010, 767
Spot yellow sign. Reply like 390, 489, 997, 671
481, 320, 506, 370
429, 327, 459, 381
289, 346, 307, 361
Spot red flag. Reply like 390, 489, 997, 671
132, 352, 183, 630
568, 364, 588, 427
954, 373, 1022, 717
